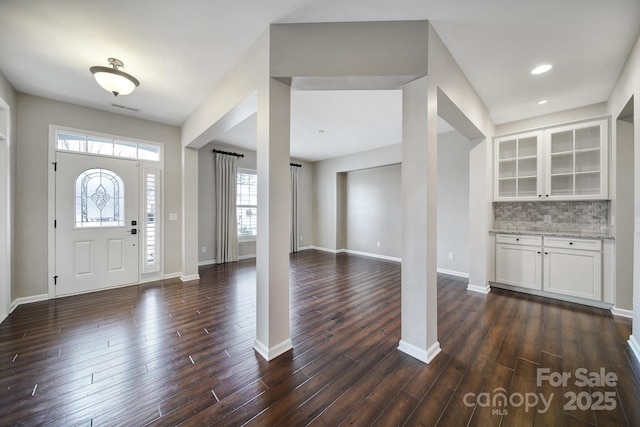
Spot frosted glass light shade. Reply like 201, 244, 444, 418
90, 58, 140, 97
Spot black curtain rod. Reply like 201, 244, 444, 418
212, 149, 244, 158
290, 163, 302, 168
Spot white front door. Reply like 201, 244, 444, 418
55, 152, 139, 296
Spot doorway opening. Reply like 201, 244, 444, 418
615, 97, 634, 313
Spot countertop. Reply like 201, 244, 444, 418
490, 229, 615, 240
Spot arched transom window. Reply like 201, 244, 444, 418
75, 168, 125, 228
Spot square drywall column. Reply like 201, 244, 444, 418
398, 76, 440, 363
254, 78, 292, 361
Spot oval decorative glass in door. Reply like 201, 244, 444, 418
75, 168, 125, 227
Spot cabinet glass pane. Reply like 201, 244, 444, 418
518, 177, 537, 197
575, 126, 600, 150
499, 160, 516, 178
518, 158, 537, 177
575, 150, 600, 173
551, 175, 573, 196
550, 153, 573, 174
575, 172, 600, 195
499, 179, 516, 197
499, 140, 516, 159
551, 130, 573, 153
518, 137, 537, 157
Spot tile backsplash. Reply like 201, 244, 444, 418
493, 201, 609, 235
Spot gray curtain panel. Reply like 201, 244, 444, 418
290, 165, 299, 253
214, 153, 238, 263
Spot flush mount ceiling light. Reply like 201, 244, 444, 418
537, 99, 549, 105
90, 57, 140, 96
531, 64, 552, 75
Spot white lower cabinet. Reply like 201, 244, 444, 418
496, 235, 542, 290
543, 238, 602, 301
495, 234, 603, 302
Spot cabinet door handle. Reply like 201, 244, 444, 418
537, 251, 541, 254
538, 194, 542, 198
569, 242, 573, 245
516, 238, 520, 241
545, 194, 549, 197
544, 252, 549, 255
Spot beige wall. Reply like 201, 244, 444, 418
437, 130, 470, 275
495, 103, 608, 136
607, 32, 640, 353
345, 164, 402, 258
15, 94, 182, 298
313, 144, 403, 251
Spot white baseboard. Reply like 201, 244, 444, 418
398, 340, 441, 364
308, 245, 344, 254
238, 254, 256, 260
164, 272, 182, 280
299, 245, 313, 251
10, 293, 49, 313
180, 274, 200, 282
253, 338, 293, 361
629, 335, 640, 365
437, 268, 469, 278
611, 307, 633, 319
198, 259, 216, 267
467, 283, 491, 294
343, 249, 401, 263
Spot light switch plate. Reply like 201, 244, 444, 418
169, 213, 178, 221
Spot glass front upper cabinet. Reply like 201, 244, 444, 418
494, 119, 608, 201
494, 131, 543, 200
544, 119, 608, 200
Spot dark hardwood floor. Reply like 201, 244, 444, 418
1, 249, 639, 426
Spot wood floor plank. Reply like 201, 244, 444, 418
0, 250, 638, 426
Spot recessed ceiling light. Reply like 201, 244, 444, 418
317, 129, 326, 134
537, 99, 549, 105
531, 64, 552, 75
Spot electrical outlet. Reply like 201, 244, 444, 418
201, 246, 206, 253
376, 241, 381, 248
448, 252, 454, 261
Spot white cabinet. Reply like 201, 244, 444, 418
495, 234, 542, 290
543, 237, 602, 301
494, 234, 603, 303
494, 119, 608, 201
495, 131, 543, 200
544, 120, 608, 200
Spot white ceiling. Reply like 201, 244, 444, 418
1, 0, 638, 161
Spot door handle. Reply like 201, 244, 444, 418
127, 229, 137, 235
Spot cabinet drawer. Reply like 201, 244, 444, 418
495, 234, 542, 246
543, 237, 601, 251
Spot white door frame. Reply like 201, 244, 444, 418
0, 97, 10, 321
47, 125, 165, 298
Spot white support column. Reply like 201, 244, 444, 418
254, 78, 292, 361
468, 138, 492, 294
181, 147, 200, 282
398, 76, 440, 363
